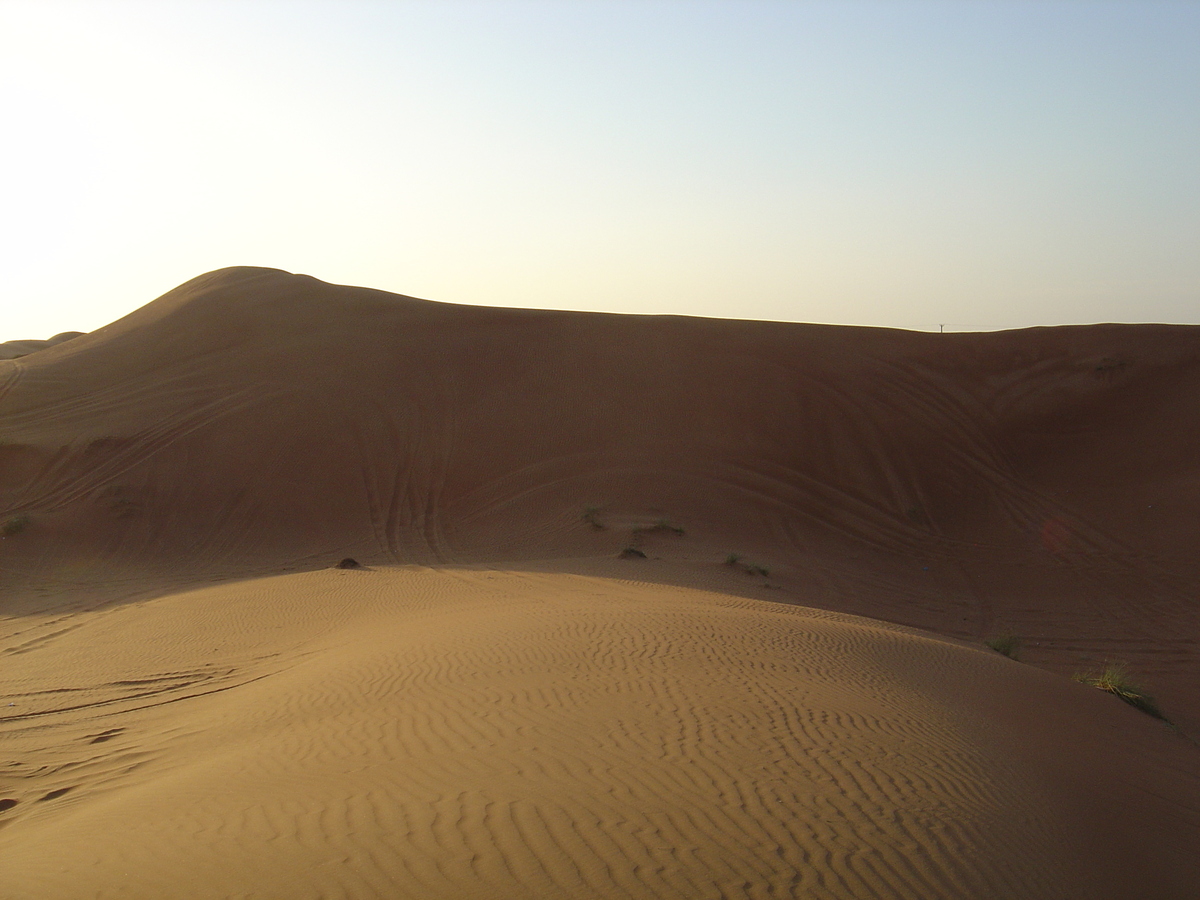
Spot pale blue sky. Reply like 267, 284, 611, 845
2, 0, 1197, 338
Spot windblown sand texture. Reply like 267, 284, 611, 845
2, 268, 1198, 898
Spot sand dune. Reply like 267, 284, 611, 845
0, 331, 85, 361
5, 568, 1198, 899
2, 267, 1199, 896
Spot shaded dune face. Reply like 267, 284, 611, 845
2, 268, 1199, 719
1, 268, 1200, 897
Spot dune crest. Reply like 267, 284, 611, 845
0, 331, 86, 360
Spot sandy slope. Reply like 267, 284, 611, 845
4, 567, 1197, 899
3, 267, 1200, 897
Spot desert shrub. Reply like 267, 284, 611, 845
630, 519, 685, 539
1074, 662, 1166, 721
985, 633, 1021, 660
581, 506, 605, 530
2, 514, 29, 537
724, 553, 769, 577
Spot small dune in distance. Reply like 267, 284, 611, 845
0, 331, 86, 361
2, 267, 1199, 898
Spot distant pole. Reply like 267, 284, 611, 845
938, 324, 945, 333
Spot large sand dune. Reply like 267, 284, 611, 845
2, 267, 1199, 897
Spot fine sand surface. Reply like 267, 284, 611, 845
3, 267, 1200, 897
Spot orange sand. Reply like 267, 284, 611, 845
2, 268, 1198, 897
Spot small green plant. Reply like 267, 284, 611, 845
620, 546, 646, 559
2, 514, 29, 537
724, 553, 741, 566
1074, 662, 1166, 721
985, 633, 1021, 660
581, 505, 605, 530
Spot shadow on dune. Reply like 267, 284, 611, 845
3, 267, 1200, 722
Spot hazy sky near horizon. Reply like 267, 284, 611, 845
2, 0, 1197, 338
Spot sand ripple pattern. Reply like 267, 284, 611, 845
1, 568, 1160, 899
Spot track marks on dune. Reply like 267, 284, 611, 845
872, 360, 1200, 625
335, 379, 459, 566
726, 358, 1197, 650
0, 361, 22, 405
1, 616, 89, 657
6, 390, 263, 516
0, 664, 256, 722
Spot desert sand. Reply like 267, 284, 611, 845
2, 267, 1198, 898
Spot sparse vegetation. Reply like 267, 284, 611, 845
985, 633, 1021, 660
2, 514, 29, 537
1074, 662, 1167, 721
629, 519, 685, 540
620, 516, 686, 556
724, 553, 769, 577
581, 505, 606, 530
1093, 357, 1128, 378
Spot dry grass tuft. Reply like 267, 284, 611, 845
1074, 662, 1167, 721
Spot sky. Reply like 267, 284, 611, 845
1, 0, 1198, 338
